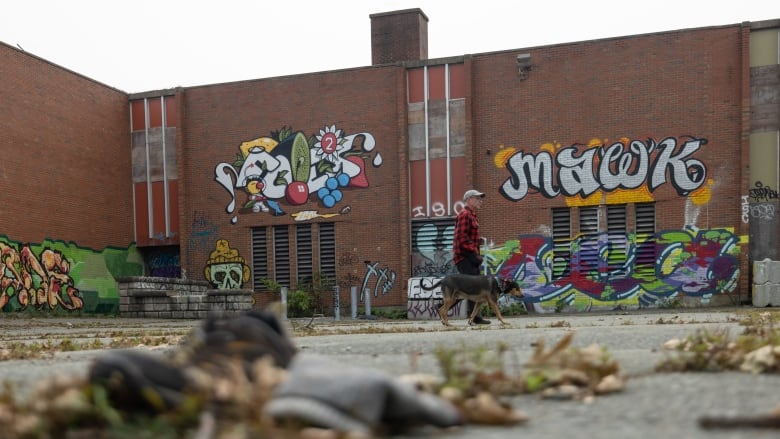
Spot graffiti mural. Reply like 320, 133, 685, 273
215, 125, 383, 224
0, 236, 143, 314
411, 221, 456, 277
204, 239, 250, 289
406, 277, 466, 319
477, 226, 739, 311
498, 136, 708, 203
0, 242, 81, 310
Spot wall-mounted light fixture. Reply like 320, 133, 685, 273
517, 53, 532, 80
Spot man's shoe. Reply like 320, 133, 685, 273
472, 316, 491, 325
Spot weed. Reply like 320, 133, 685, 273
484, 303, 528, 318
656, 311, 780, 373
657, 296, 681, 309
371, 308, 408, 320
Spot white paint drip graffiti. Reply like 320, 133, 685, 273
359, 261, 396, 301
500, 136, 707, 201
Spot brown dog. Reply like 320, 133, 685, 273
420, 274, 523, 326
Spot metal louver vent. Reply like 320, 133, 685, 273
296, 224, 313, 282
606, 204, 627, 273
273, 226, 291, 287
251, 227, 268, 288
634, 203, 656, 277
551, 208, 571, 278
411, 218, 455, 252
578, 206, 599, 272
318, 223, 336, 280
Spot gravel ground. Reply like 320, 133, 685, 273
1, 307, 779, 438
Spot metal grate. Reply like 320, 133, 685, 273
606, 204, 627, 273
634, 202, 656, 277
551, 208, 571, 278
578, 206, 600, 273
318, 223, 336, 280
273, 225, 291, 288
296, 224, 313, 282
411, 218, 456, 252
251, 227, 268, 289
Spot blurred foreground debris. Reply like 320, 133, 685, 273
0, 310, 465, 438
657, 311, 780, 373
657, 311, 780, 430
699, 404, 780, 429
434, 331, 626, 406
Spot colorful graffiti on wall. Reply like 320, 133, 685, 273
204, 239, 250, 289
0, 236, 143, 314
497, 136, 709, 205
410, 225, 740, 310
215, 125, 383, 224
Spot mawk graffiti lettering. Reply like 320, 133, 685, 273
500, 136, 708, 201
215, 125, 383, 224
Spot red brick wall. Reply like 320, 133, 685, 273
174, 25, 750, 307
468, 26, 745, 238
178, 67, 410, 307
370, 9, 428, 65
466, 25, 749, 299
0, 20, 754, 308
0, 43, 133, 249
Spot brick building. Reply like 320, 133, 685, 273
1, 9, 779, 315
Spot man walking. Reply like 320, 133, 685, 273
452, 189, 490, 324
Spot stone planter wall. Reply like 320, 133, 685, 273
117, 276, 253, 318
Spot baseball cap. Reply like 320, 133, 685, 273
463, 189, 485, 201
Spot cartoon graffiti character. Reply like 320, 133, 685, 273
215, 125, 381, 224
238, 137, 287, 216
204, 239, 250, 289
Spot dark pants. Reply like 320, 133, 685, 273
456, 255, 483, 317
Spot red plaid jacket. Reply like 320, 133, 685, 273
452, 206, 480, 265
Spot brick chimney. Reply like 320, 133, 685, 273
370, 8, 429, 65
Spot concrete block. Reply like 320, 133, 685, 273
770, 261, 780, 284
754, 259, 770, 285
753, 283, 780, 307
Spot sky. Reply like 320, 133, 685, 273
1, 0, 777, 93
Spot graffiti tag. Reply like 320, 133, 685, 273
500, 136, 707, 201
749, 181, 779, 202
0, 242, 82, 311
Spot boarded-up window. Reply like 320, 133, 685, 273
407, 63, 467, 218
